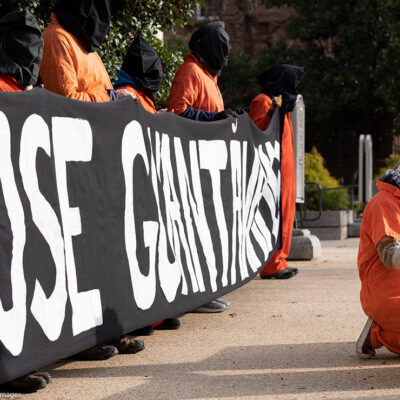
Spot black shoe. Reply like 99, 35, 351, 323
260, 267, 298, 280
70, 345, 118, 361
109, 336, 145, 354
130, 325, 154, 336
154, 318, 181, 330
31, 371, 52, 384
0, 374, 47, 393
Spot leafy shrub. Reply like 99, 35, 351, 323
0, 0, 199, 109
375, 154, 400, 179
305, 147, 350, 210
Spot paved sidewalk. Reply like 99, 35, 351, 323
25, 238, 400, 400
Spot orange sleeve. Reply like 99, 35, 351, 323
365, 195, 400, 247
167, 64, 200, 114
41, 32, 110, 102
118, 85, 156, 114
0, 75, 22, 92
249, 95, 273, 131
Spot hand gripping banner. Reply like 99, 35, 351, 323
0, 89, 281, 383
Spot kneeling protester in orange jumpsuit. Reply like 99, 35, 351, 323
40, 0, 130, 102
249, 65, 305, 280
167, 22, 234, 313
357, 164, 400, 358
0, 9, 43, 93
114, 35, 181, 335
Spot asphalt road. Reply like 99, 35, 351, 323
24, 238, 400, 400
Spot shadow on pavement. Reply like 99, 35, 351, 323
47, 342, 400, 398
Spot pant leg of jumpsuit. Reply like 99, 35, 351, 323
249, 94, 296, 275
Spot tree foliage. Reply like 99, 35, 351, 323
0, 0, 199, 107
221, 0, 400, 181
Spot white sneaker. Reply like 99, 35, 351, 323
356, 317, 376, 359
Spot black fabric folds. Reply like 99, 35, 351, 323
54, 0, 128, 52
0, 10, 43, 87
189, 21, 231, 76
258, 64, 305, 112
122, 35, 164, 101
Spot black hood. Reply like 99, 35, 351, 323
189, 21, 231, 76
54, 0, 128, 52
258, 64, 305, 112
121, 35, 164, 101
0, 10, 43, 88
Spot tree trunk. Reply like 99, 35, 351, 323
233, 0, 258, 55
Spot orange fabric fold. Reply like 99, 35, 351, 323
118, 85, 156, 114
0, 74, 22, 92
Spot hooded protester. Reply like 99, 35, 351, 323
0, 9, 43, 92
40, 0, 145, 361
113, 35, 181, 335
0, 9, 51, 394
356, 164, 400, 358
166, 22, 232, 313
40, 0, 131, 102
114, 34, 164, 113
249, 64, 305, 280
167, 21, 237, 122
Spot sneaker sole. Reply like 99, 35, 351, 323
356, 317, 376, 359
215, 299, 230, 308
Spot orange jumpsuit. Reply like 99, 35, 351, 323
358, 180, 400, 354
40, 14, 112, 102
118, 85, 156, 114
167, 53, 224, 114
0, 74, 22, 92
249, 93, 296, 275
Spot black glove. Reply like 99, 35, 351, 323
234, 107, 249, 115
214, 109, 239, 121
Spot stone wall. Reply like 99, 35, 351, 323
204, 1, 295, 55
177, 1, 295, 56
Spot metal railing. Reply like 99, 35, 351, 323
297, 182, 359, 228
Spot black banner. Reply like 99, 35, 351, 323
0, 89, 281, 383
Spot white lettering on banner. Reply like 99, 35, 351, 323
229, 140, 242, 285
0, 110, 281, 355
160, 134, 192, 295
122, 121, 158, 310
20, 114, 67, 341
52, 117, 102, 336
174, 139, 205, 293
188, 141, 218, 292
198, 141, 229, 287
0, 112, 27, 356
148, 130, 182, 303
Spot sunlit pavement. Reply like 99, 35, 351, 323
25, 238, 400, 400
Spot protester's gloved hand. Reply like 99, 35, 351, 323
116, 88, 137, 100
234, 107, 249, 115
214, 109, 239, 121
268, 95, 283, 117
271, 95, 282, 110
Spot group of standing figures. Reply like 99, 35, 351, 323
0, 0, 306, 394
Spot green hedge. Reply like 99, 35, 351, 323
375, 154, 400, 179
305, 147, 350, 210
